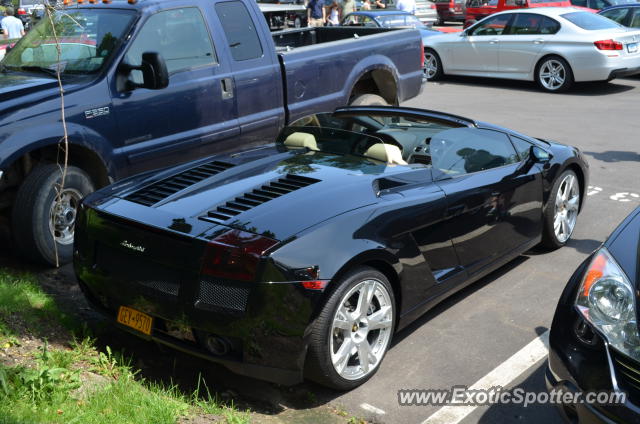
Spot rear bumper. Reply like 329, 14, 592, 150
435, 7, 465, 21
571, 51, 640, 82
75, 271, 320, 386
607, 66, 640, 80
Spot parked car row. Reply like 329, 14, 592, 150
424, 8, 640, 91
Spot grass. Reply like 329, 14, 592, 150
0, 268, 250, 424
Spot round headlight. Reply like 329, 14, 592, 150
588, 277, 635, 324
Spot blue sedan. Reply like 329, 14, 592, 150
598, 2, 640, 27
341, 10, 440, 44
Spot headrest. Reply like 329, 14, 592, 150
283, 132, 319, 151
364, 143, 407, 165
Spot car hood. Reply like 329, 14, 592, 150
605, 206, 640, 288
0, 73, 59, 102
100, 147, 428, 241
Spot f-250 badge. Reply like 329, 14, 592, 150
84, 107, 110, 119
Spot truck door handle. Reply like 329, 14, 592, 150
533, 39, 544, 45
221, 78, 234, 100
489, 39, 499, 44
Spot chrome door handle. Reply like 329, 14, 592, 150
489, 39, 499, 44
533, 39, 544, 45
221, 78, 234, 100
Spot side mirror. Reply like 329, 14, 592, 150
120, 51, 169, 91
530, 145, 552, 163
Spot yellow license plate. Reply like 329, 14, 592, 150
117, 306, 153, 335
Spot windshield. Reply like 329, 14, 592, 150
377, 14, 426, 27
2, 8, 135, 75
276, 112, 464, 166
561, 11, 622, 29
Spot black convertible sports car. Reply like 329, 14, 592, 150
547, 206, 640, 423
74, 106, 589, 390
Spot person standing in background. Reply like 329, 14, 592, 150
361, 0, 372, 10
307, 0, 326, 26
340, 0, 356, 18
1, 7, 25, 40
327, 1, 340, 25
396, 0, 416, 14
373, 0, 387, 8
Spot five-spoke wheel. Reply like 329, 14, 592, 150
536, 56, 573, 92
306, 267, 395, 390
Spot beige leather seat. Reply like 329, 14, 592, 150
364, 143, 407, 165
283, 132, 319, 151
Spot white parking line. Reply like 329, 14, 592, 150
360, 402, 386, 415
421, 331, 550, 424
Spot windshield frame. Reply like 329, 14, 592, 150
1, 7, 138, 77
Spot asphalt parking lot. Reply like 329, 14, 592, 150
323, 75, 640, 423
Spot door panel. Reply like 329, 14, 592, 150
213, 0, 284, 146
436, 164, 543, 276
499, 14, 559, 76
111, 7, 239, 176
452, 14, 512, 72
430, 128, 543, 277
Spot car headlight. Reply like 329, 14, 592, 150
576, 248, 640, 359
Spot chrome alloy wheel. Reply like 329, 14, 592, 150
330, 279, 393, 380
49, 188, 82, 245
539, 59, 566, 91
425, 52, 438, 79
554, 173, 579, 243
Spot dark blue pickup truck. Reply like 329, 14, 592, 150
0, 0, 424, 266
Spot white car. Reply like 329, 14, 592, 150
423, 7, 640, 91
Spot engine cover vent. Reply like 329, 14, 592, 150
126, 161, 235, 206
204, 174, 320, 223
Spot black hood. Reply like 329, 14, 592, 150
98, 147, 431, 241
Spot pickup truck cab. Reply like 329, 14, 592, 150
0, 0, 424, 266
464, 0, 596, 27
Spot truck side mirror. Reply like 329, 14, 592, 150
120, 52, 169, 91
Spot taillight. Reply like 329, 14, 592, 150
594, 39, 623, 51
200, 230, 278, 282
17, 8, 26, 14
430, 3, 436, 8
420, 41, 425, 68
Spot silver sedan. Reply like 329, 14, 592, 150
424, 7, 640, 91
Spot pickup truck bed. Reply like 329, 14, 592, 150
273, 27, 424, 123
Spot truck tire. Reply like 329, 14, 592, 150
349, 94, 388, 106
12, 164, 94, 266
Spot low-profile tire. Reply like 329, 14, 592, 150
12, 164, 95, 266
424, 48, 444, 81
541, 169, 580, 250
305, 267, 396, 390
535, 56, 573, 93
349, 93, 389, 106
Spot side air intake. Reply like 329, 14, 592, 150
204, 174, 320, 223
126, 161, 235, 206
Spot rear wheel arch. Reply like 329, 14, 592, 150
349, 68, 399, 105
324, 252, 402, 323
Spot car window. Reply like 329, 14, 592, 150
430, 128, 519, 176
600, 7, 629, 23
629, 8, 640, 27
469, 14, 512, 35
126, 8, 215, 83
561, 11, 622, 29
571, 0, 588, 6
590, 0, 610, 9
509, 136, 533, 161
540, 16, 561, 34
507, 13, 545, 35
215, 1, 264, 61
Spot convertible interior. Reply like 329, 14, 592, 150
276, 112, 465, 169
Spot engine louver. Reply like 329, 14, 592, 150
126, 161, 235, 206
204, 174, 320, 223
